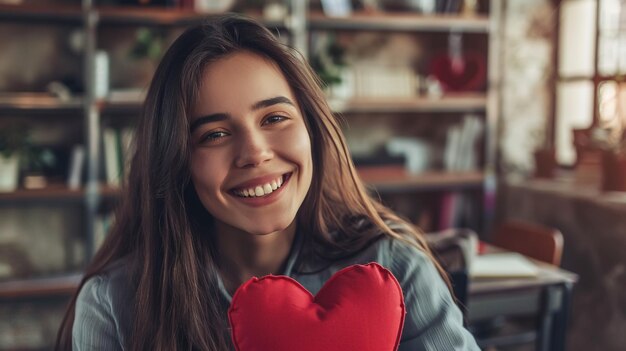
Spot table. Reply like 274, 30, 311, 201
498, 178, 626, 351
467, 247, 578, 351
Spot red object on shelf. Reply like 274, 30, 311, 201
430, 53, 486, 92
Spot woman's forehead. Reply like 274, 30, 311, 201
192, 51, 298, 117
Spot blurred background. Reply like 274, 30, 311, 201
0, 0, 625, 350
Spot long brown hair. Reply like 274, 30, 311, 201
56, 13, 447, 351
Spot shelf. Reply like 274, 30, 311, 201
0, 184, 124, 204
0, 94, 83, 115
0, 4, 83, 24
330, 94, 487, 114
358, 168, 484, 193
98, 99, 143, 115
0, 185, 84, 204
97, 7, 287, 28
308, 12, 490, 33
0, 273, 81, 299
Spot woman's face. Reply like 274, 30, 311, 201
189, 51, 313, 236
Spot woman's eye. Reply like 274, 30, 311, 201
201, 131, 229, 143
263, 115, 289, 125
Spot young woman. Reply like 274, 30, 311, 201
56, 14, 479, 351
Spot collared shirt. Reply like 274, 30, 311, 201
73, 232, 479, 350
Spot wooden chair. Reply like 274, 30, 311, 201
492, 220, 564, 266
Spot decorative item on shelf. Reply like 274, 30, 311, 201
386, 137, 432, 174
310, 33, 348, 94
379, 0, 436, 13
353, 64, 417, 98
94, 51, 110, 100
460, 0, 478, 15
572, 126, 626, 191
194, 0, 236, 13
430, 31, 486, 92
0, 125, 28, 192
129, 28, 165, 88
600, 127, 626, 192
321, 0, 352, 17
601, 148, 626, 192
533, 148, 557, 179
263, 0, 288, 21
21, 147, 57, 190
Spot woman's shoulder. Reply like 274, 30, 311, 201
367, 233, 437, 279
80, 257, 134, 298
74, 256, 135, 348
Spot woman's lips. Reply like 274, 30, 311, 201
231, 173, 289, 198
228, 172, 293, 207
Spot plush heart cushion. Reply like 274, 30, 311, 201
228, 262, 406, 351
430, 53, 486, 92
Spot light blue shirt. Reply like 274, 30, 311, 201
73, 232, 479, 350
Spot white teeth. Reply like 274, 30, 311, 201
234, 174, 288, 198
254, 186, 264, 196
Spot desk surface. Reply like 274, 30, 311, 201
466, 245, 578, 326
469, 247, 578, 295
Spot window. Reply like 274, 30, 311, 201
555, 0, 626, 165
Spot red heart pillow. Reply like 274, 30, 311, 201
430, 53, 487, 92
228, 263, 406, 351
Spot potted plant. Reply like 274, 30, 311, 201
601, 129, 626, 192
0, 124, 29, 192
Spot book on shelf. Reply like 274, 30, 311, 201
102, 127, 136, 187
94, 212, 116, 253
439, 114, 484, 230
67, 145, 85, 190
444, 114, 483, 172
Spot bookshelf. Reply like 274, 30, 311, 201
308, 11, 490, 32
0, 274, 80, 300
0, 4, 83, 23
0, 2, 503, 253
329, 93, 487, 114
0, 94, 83, 115
358, 169, 485, 193
308, 0, 502, 233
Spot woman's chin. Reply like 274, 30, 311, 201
243, 220, 295, 237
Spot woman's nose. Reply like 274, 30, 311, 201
234, 131, 274, 168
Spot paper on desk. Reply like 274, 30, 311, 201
470, 252, 539, 278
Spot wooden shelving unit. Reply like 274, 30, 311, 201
0, 94, 83, 115
0, 184, 123, 205
358, 169, 484, 193
330, 93, 487, 114
0, 273, 81, 299
97, 6, 287, 28
0, 4, 83, 23
0, 186, 84, 203
308, 11, 490, 33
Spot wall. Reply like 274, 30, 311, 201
499, 0, 555, 176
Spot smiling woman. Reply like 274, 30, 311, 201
55, 14, 479, 351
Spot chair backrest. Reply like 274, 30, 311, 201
492, 220, 564, 266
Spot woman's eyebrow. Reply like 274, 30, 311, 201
251, 96, 295, 110
190, 113, 229, 133
190, 96, 295, 133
